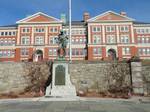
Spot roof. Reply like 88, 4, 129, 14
65, 21, 86, 26
0, 24, 18, 30
133, 21, 150, 27
133, 21, 150, 24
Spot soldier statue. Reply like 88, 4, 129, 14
55, 30, 68, 58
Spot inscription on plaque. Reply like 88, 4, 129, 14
55, 65, 65, 85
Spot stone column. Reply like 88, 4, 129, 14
131, 62, 144, 95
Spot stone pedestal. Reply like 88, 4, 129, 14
45, 62, 76, 97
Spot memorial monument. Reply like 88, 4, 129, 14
45, 31, 76, 97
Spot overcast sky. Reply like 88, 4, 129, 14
0, 0, 150, 25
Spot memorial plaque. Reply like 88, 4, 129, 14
55, 65, 65, 85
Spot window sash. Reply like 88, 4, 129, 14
106, 26, 115, 32
93, 35, 101, 44
0, 50, 15, 57
21, 48, 29, 56
35, 37, 44, 45
121, 35, 129, 43
93, 48, 102, 55
122, 48, 130, 55
49, 48, 57, 56
21, 37, 30, 45
120, 26, 129, 32
107, 35, 116, 43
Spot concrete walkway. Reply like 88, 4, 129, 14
0, 96, 149, 112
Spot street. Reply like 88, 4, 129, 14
0, 99, 149, 112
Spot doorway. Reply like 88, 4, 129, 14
108, 49, 117, 60
33, 49, 43, 62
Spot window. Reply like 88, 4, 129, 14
0, 39, 16, 46
106, 35, 116, 44
75, 38, 79, 43
122, 47, 130, 55
106, 26, 115, 32
136, 29, 150, 34
35, 28, 45, 33
120, 26, 129, 32
92, 26, 101, 32
72, 38, 75, 44
137, 37, 141, 43
13, 32, 16, 36
143, 49, 146, 55
0, 31, 16, 36
21, 36, 30, 45
71, 37, 86, 44
49, 36, 57, 44
93, 35, 101, 44
5, 32, 8, 36
35, 36, 44, 45
21, 48, 29, 56
146, 37, 150, 43
138, 48, 150, 55
93, 48, 102, 55
120, 35, 130, 43
79, 38, 83, 44
137, 37, 150, 44
142, 37, 145, 43
1, 32, 4, 36
147, 49, 150, 55
22, 28, 30, 33
9, 32, 12, 36
0, 50, 15, 58
50, 27, 58, 33
71, 48, 86, 56
49, 48, 57, 56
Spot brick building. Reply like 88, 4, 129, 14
0, 11, 150, 62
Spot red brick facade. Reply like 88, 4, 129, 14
0, 11, 150, 62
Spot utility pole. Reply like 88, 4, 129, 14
69, 0, 72, 62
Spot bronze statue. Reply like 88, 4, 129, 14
55, 31, 68, 58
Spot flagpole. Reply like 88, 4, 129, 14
69, 0, 72, 62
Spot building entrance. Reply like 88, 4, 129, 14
33, 49, 43, 62
108, 49, 117, 60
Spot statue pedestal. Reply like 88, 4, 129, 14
45, 61, 76, 97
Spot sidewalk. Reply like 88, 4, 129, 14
0, 96, 149, 103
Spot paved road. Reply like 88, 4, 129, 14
0, 100, 150, 112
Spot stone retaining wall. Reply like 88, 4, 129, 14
0, 61, 141, 98
69, 62, 131, 96
142, 65, 150, 96
0, 62, 51, 97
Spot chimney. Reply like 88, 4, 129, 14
60, 13, 67, 24
120, 12, 127, 16
83, 12, 90, 21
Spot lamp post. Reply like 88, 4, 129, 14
69, 0, 72, 62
